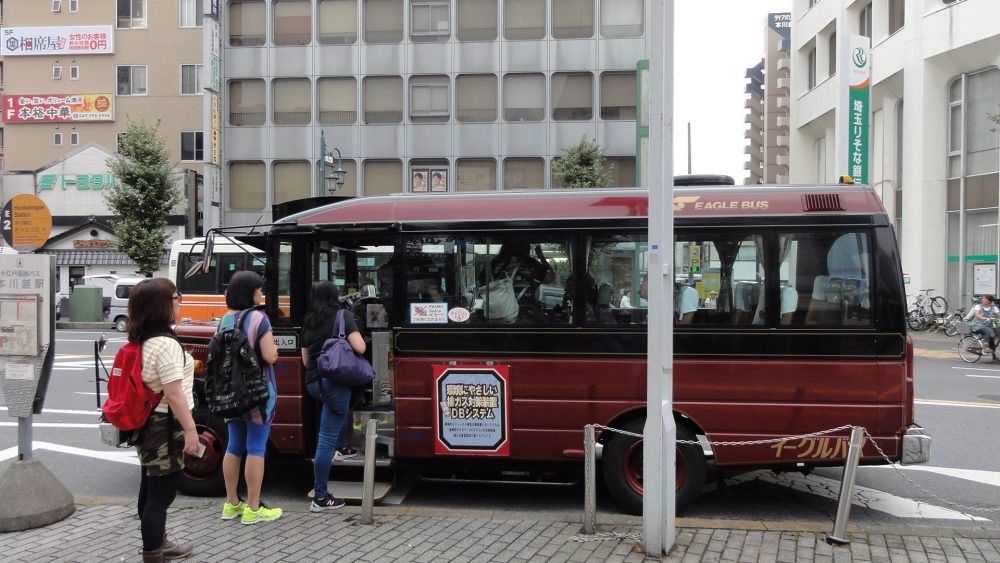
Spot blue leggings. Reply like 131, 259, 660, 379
225, 418, 272, 458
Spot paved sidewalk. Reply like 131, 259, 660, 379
1, 502, 999, 562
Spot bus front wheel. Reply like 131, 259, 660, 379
176, 408, 227, 496
601, 418, 706, 516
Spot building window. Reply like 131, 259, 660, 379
888, 0, 904, 35
229, 161, 266, 210
600, 71, 636, 120
181, 64, 202, 95
960, 70, 1000, 177
503, 73, 544, 121
807, 47, 816, 89
117, 0, 147, 29
273, 160, 311, 204
52, 66, 62, 80
503, 158, 544, 189
318, 77, 357, 124
457, 159, 497, 191
409, 75, 449, 122
273, 0, 311, 45
318, 0, 357, 45
70, 65, 79, 80
54, 132, 63, 146
600, 0, 642, 38
69, 0, 79, 13
552, 0, 592, 39
70, 131, 80, 146
410, 160, 449, 192
457, 0, 496, 41
180, 132, 204, 161
180, 0, 203, 27
552, 72, 593, 121
411, 1, 449, 42
605, 156, 636, 187
52, 0, 62, 12
363, 76, 403, 124
272, 78, 311, 125
504, 0, 544, 40
858, 3, 872, 38
117, 65, 147, 96
364, 0, 404, 44
828, 32, 836, 76
364, 160, 403, 196
228, 79, 266, 126
230, 0, 266, 46
456, 74, 497, 122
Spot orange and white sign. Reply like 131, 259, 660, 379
1, 195, 52, 252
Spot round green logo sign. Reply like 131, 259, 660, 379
853, 47, 867, 68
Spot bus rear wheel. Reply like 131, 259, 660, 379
601, 418, 706, 516
176, 408, 227, 496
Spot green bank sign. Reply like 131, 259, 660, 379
843, 35, 871, 184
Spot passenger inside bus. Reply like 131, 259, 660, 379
484, 241, 556, 323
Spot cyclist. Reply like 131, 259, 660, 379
965, 294, 1000, 361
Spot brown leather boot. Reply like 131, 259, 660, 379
161, 532, 194, 560
142, 548, 164, 563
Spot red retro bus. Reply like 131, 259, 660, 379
174, 182, 930, 513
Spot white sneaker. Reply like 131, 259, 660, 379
334, 446, 358, 460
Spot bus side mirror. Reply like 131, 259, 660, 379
185, 261, 206, 279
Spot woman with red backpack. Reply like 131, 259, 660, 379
127, 278, 198, 562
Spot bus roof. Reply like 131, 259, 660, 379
277, 184, 886, 228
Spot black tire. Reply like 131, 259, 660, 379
944, 314, 962, 337
957, 335, 984, 364
114, 316, 127, 332
601, 418, 706, 516
906, 310, 925, 331
176, 407, 228, 496
929, 297, 948, 316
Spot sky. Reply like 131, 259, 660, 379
672, 0, 792, 183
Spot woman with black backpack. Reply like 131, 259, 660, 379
299, 280, 367, 511
217, 271, 283, 525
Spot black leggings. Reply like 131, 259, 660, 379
138, 468, 178, 551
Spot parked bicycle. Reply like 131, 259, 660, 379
906, 288, 948, 331
955, 320, 1000, 363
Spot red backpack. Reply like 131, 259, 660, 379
102, 333, 179, 431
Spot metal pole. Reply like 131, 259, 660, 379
94, 340, 102, 410
360, 418, 377, 524
826, 426, 865, 545
687, 122, 692, 174
583, 425, 597, 534
644, 0, 676, 555
17, 416, 32, 461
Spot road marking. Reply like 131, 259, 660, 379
0, 442, 138, 465
966, 374, 1000, 379
951, 366, 1000, 372
915, 398, 1000, 409
56, 338, 125, 343
868, 465, 1000, 489
0, 422, 98, 428
913, 349, 955, 360
74, 392, 107, 397
729, 471, 988, 521
0, 406, 101, 416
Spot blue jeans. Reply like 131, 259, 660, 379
307, 378, 351, 498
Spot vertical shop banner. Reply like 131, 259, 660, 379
433, 366, 511, 455
841, 34, 871, 184
209, 93, 221, 165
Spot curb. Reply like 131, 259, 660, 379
56, 322, 115, 330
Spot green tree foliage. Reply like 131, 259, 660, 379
551, 137, 613, 189
104, 121, 180, 276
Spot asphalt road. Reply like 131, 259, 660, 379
1, 329, 998, 529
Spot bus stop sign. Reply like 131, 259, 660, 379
432, 365, 511, 456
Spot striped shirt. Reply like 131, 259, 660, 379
141, 336, 195, 413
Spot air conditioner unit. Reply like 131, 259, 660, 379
52, 66, 63, 80
52, 0, 62, 12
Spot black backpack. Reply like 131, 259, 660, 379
204, 308, 270, 419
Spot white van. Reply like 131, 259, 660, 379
109, 277, 147, 331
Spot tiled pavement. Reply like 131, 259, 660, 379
1, 503, 999, 562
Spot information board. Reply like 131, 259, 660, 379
0, 295, 40, 356
432, 365, 511, 456
974, 263, 996, 296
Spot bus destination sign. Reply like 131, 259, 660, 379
433, 365, 511, 456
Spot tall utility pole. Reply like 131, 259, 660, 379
687, 122, 692, 174
644, 0, 676, 556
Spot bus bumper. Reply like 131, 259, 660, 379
900, 425, 931, 465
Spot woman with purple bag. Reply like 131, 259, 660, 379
299, 280, 367, 511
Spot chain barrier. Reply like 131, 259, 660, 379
860, 428, 1000, 515
593, 423, 855, 447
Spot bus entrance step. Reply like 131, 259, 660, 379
332, 455, 393, 468
326, 480, 393, 503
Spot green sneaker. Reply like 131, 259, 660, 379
241, 503, 282, 525
220, 501, 247, 521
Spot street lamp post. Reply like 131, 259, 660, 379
319, 131, 347, 195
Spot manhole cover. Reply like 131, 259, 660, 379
976, 395, 1000, 403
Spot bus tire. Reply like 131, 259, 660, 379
601, 418, 706, 516
176, 407, 227, 496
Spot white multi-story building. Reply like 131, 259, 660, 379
789, 0, 999, 306
221, 0, 644, 227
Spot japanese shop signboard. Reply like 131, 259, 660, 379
433, 365, 511, 456
1, 26, 114, 56
840, 34, 871, 184
1, 195, 52, 253
3, 94, 114, 123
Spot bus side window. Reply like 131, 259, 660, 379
790, 232, 872, 326
673, 235, 763, 326
585, 235, 647, 325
